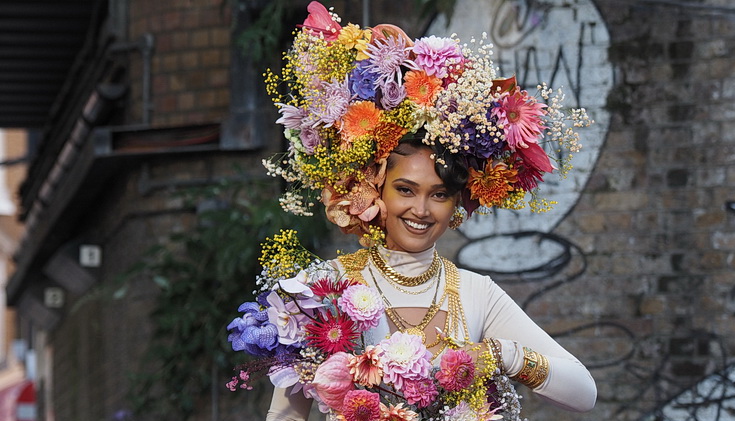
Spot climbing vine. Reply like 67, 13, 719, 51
120, 176, 328, 419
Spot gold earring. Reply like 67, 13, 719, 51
449, 207, 464, 230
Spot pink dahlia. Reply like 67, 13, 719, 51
347, 345, 384, 387
412, 35, 463, 79
378, 331, 433, 390
338, 284, 385, 331
435, 348, 475, 392
491, 88, 547, 150
340, 389, 382, 421
401, 377, 439, 408
379, 402, 419, 421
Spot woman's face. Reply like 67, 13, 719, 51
382, 147, 457, 253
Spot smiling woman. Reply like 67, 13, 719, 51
227, 2, 597, 420
382, 141, 460, 253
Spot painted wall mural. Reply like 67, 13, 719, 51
429, 0, 612, 274
428, 2, 735, 419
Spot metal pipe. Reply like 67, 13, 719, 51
109, 33, 155, 126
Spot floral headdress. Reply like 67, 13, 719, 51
263, 1, 592, 246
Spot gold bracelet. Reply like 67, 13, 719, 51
511, 347, 549, 389
483, 338, 504, 374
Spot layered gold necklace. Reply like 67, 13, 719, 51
369, 246, 440, 287
366, 250, 470, 357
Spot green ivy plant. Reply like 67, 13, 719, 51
119, 176, 328, 419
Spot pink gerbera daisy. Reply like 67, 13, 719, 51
305, 311, 359, 354
492, 88, 547, 150
340, 389, 382, 421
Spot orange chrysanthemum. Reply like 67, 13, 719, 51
467, 161, 518, 207
374, 121, 407, 159
341, 101, 382, 140
404, 70, 442, 106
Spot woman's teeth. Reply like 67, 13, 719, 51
404, 220, 429, 230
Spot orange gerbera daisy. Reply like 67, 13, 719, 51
404, 70, 442, 106
374, 121, 407, 159
341, 101, 382, 140
467, 161, 518, 207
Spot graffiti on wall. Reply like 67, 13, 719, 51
428, 2, 735, 419
428, 0, 611, 274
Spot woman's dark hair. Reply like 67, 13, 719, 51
386, 131, 469, 196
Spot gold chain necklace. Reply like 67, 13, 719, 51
369, 246, 440, 287
382, 265, 439, 295
368, 264, 443, 345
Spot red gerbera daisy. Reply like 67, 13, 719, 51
305, 311, 359, 354
310, 277, 360, 300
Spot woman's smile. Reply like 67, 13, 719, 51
382, 147, 457, 253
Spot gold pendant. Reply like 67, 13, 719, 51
404, 328, 426, 344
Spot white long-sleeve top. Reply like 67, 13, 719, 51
266, 245, 596, 420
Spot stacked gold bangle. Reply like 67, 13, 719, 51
511, 347, 550, 389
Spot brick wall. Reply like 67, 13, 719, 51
544, 2, 735, 419
42, 1, 735, 420
128, 0, 232, 127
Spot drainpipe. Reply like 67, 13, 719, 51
108, 33, 155, 126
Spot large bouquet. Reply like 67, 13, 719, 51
226, 230, 523, 420
263, 1, 592, 245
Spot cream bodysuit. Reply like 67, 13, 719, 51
266, 245, 596, 420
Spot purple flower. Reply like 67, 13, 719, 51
457, 115, 506, 159
365, 35, 415, 85
412, 35, 463, 79
266, 291, 314, 346
349, 60, 377, 100
227, 300, 280, 356
378, 79, 406, 110
299, 124, 323, 154
275, 103, 307, 129
309, 77, 351, 127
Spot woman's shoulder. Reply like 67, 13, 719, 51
454, 265, 502, 292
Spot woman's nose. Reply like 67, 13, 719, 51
411, 199, 430, 217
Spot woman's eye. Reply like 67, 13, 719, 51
434, 191, 449, 200
396, 186, 412, 195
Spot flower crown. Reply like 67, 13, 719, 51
263, 1, 592, 246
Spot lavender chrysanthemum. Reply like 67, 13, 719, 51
275, 104, 307, 130
309, 76, 351, 127
365, 36, 415, 85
